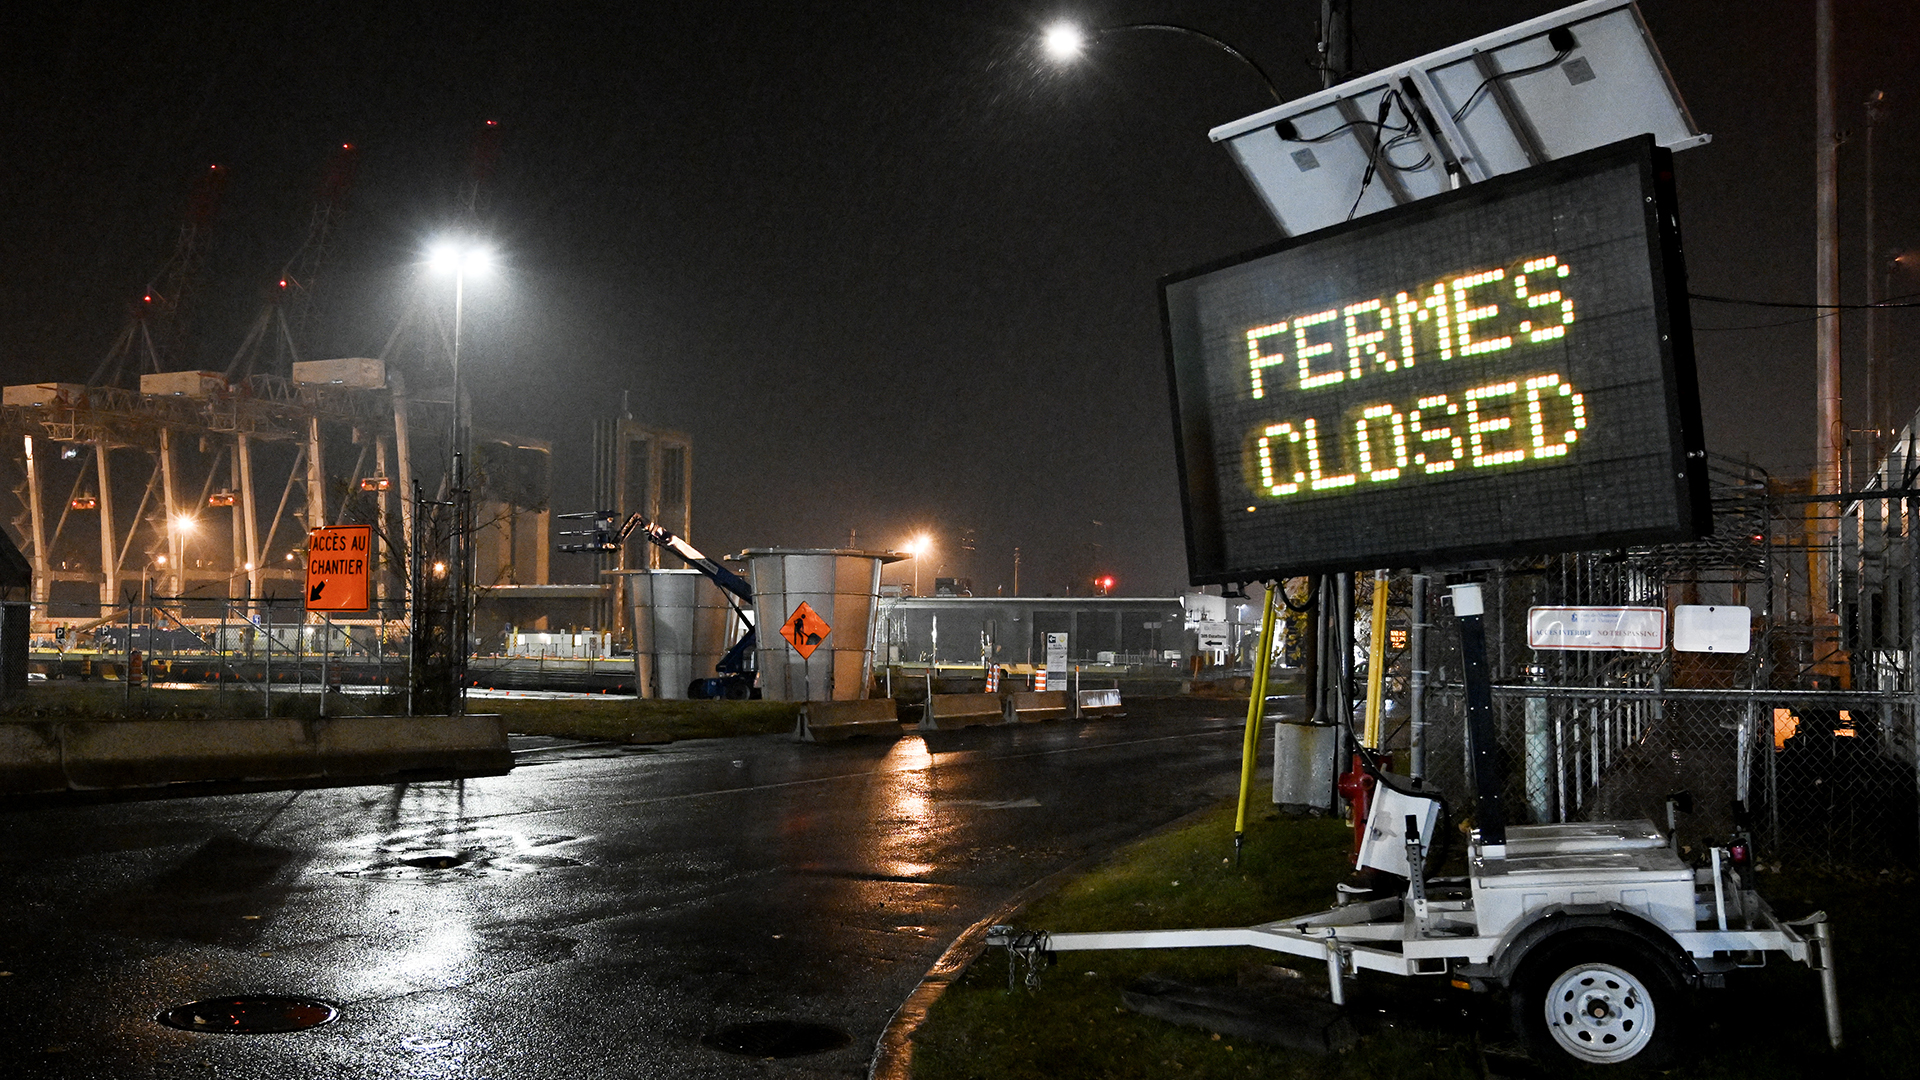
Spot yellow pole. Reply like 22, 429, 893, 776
1362, 569, 1389, 749
1234, 582, 1282, 857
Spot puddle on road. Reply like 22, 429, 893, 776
331, 825, 583, 882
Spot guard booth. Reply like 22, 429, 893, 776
0, 529, 29, 696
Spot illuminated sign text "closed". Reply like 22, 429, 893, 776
1242, 257, 1584, 499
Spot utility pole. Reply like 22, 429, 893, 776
1320, 0, 1352, 89
1815, 0, 1841, 503
1864, 90, 1888, 461
1813, 0, 1842, 653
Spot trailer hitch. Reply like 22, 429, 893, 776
985, 925, 1052, 991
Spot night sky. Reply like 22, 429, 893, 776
3, 1, 1917, 597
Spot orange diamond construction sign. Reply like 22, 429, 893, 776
306, 525, 372, 613
780, 601, 832, 659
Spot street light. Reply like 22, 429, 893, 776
903, 534, 931, 596
1038, 20, 1283, 105
427, 240, 493, 478
427, 238, 492, 713
1042, 22, 1087, 61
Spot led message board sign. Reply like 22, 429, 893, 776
1164, 135, 1707, 584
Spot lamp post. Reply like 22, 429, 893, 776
428, 239, 492, 713
904, 534, 931, 596
1040, 20, 1283, 104
169, 513, 195, 599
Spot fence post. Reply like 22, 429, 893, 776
1409, 574, 1428, 781
124, 597, 133, 711
320, 613, 330, 718
1909, 493, 1919, 858
1524, 664, 1551, 824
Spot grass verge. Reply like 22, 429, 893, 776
489, 696, 801, 742
908, 803, 1916, 1080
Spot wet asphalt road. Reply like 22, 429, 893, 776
0, 705, 1251, 1079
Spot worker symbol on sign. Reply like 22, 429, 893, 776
780, 601, 832, 659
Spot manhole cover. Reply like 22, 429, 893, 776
702, 1020, 851, 1058
157, 996, 339, 1034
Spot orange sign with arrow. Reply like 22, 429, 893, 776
780, 601, 832, 659
306, 525, 372, 612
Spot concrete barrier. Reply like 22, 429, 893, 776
920, 693, 1005, 730
0, 722, 64, 792
795, 699, 904, 742
1004, 690, 1072, 723
1076, 687, 1125, 719
314, 715, 511, 778
0, 714, 512, 795
61, 717, 310, 788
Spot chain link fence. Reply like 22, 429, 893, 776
1354, 456, 1920, 870
31, 593, 414, 715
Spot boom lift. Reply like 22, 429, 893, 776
559, 511, 758, 699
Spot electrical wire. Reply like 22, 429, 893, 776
1693, 312, 1835, 333
1690, 291, 1920, 310
1450, 48, 1572, 124
1379, 131, 1433, 172
1346, 92, 1401, 221
1290, 115, 1410, 144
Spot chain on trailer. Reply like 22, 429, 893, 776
984, 926, 1052, 991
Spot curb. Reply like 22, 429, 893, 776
866, 799, 1240, 1080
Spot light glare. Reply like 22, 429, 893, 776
427, 240, 493, 275
1043, 22, 1087, 61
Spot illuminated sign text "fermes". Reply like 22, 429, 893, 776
1242, 256, 1587, 499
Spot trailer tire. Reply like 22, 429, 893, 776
1509, 928, 1688, 1068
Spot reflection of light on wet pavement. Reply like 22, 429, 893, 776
870, 738, 942, 881
886, 738, 934, 770
329, 824, 582, 882
392, 924, 475, 982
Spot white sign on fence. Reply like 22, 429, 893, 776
1672, 604, 1752, 653
1045, 632, 1069, 673
1527, 606, 1666, 651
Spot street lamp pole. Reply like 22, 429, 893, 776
1042, 20, 1283, 104
451, 259, 470, 713
429, 239, 491, 714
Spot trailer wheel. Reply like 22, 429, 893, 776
1510, 929, 1687, 1068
